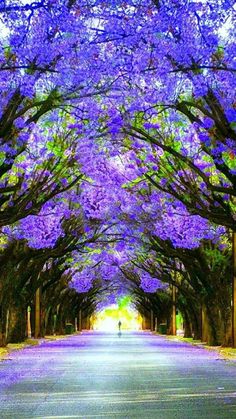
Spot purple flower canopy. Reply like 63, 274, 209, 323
0, 0, 234, 296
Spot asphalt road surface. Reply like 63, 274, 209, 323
0, 331, 236, 418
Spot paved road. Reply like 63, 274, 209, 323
0, 332, 236, 418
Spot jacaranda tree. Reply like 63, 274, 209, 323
0, 0, 235, 345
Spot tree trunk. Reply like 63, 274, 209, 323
203, 303, 222, 346
183, 311, 192, 338
7, 304, 27, 343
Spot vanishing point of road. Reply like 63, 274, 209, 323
0, 331, 236, 418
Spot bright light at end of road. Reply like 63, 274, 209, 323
91, 303, 142, 331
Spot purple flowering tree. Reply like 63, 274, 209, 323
0, 0, 235, 345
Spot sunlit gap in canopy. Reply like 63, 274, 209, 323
91, 296, 142, 331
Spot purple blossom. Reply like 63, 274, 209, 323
225, 108, 236, 123
140, 274, 161, 293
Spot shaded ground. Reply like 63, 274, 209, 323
0, 331, 236, 418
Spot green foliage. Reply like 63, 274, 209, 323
117, 295, 132, 309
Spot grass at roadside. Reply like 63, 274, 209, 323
217, 347, 236, 359
0, 333, 77, 361
0, 347, 8, 359
158, 333, 236, 361
0, 339, 40, 361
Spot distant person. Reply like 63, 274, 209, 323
118, 320, 122, 332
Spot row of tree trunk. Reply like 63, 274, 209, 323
0, 287, 92, 347
145, 287, 232, 347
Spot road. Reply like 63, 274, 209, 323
0, 331, 236, 418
